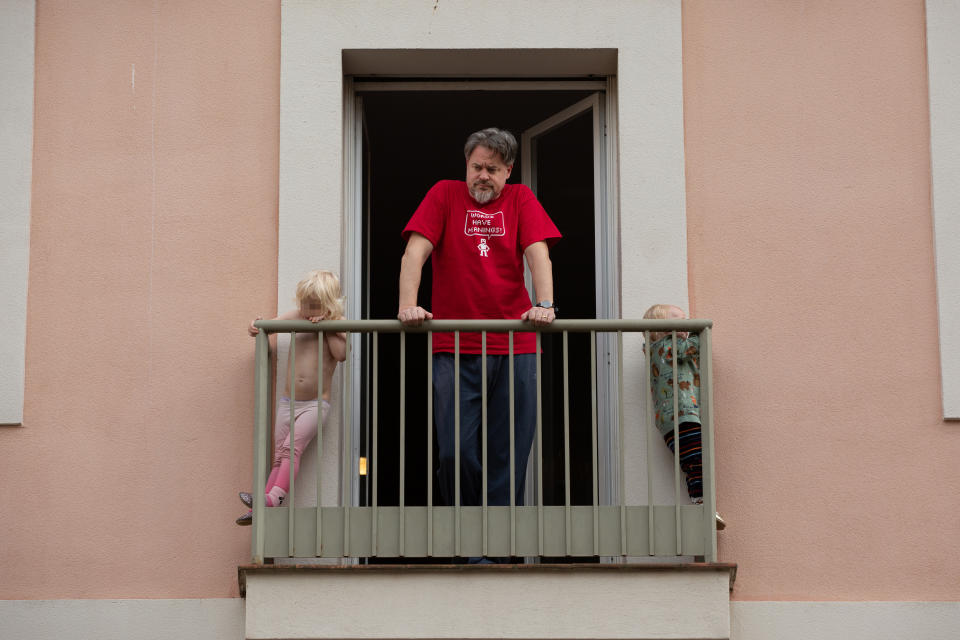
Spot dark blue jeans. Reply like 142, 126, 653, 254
433, 353, 537, 507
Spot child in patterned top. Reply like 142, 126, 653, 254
643, 304, 725, 529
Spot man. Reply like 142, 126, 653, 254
398, 127, 561, 511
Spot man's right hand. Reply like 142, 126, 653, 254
248, 316, 263, 336
398, 306, 433, 327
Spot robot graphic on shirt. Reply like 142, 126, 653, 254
465, 210, 504, 259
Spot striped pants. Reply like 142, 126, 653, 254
662, 421, 702, 501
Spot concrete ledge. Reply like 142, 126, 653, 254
242, 563, 736, 639
0, 599, 243, 640
731, 601, 960, 640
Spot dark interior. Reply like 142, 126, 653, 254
356, 90, 603, 560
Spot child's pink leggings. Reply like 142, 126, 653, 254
264, 398, 330, 503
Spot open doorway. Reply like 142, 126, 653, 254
353, 87, 615, 558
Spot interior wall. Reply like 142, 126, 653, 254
360, 89, 598, 511
361, 89, 595, 320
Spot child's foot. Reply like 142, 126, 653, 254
690, 498, 726, 530
235, 510, 252, 526
239, 491, 253, 508
266, 486, 287, 507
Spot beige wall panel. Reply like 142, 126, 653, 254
0, 0, 35, 424
926, 0, 960, 419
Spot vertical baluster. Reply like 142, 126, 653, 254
427, 332, 433, 557
372, 331, 378, 557
252, 330, 270, 564
536, 331, 544, 557
563, 331, 571, 557
454, 331, 461, 558
288, 331, 297, 557
316, 330, 324, 557
343, 332, 351, 557
481, 331, 488, 558
399, 331, 406, 556
672, 330, 682, 555
509, 331, 516, 558
618, 331, 626, 557
590, 331, 599, 557
700, 327, 718, 562
645, 331, 655, 556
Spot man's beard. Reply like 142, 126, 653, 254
469, 182, 498, 204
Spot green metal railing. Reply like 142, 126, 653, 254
249, 319, 717, 564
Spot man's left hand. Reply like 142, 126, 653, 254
521, 306, 555, 327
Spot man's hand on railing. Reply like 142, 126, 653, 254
398, 305, 433, 327
248, 316, 263, 336
521, 305, 555, 327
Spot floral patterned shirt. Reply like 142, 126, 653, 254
648, 334, 701, 436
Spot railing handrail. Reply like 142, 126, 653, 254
250, 316, 717, 563
254, 318, 714, 334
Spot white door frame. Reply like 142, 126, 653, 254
519, 91, 621, 510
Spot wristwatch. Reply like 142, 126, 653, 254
536, 301, 559, 316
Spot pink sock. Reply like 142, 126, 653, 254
265, 486, 288, 507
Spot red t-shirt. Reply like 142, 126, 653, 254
402, 180, 561, 354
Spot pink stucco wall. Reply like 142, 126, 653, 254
0, 1, 279, 598
3, 0, 954, 604
683, 1, 957, 600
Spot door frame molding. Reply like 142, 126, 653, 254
279, 3, 691, 554
518, 89, 621, 509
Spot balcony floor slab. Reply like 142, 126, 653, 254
241, 562, 736, 640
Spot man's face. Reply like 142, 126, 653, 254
466, 146, 512, 204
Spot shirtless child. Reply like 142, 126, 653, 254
236, 270, 346, 525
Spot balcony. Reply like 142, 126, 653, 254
239, 318, 735, 640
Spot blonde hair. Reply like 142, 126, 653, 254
295, 270, 345, 319
643, 304, 685, 341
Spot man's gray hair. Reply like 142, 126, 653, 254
464, 128, 518, 167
